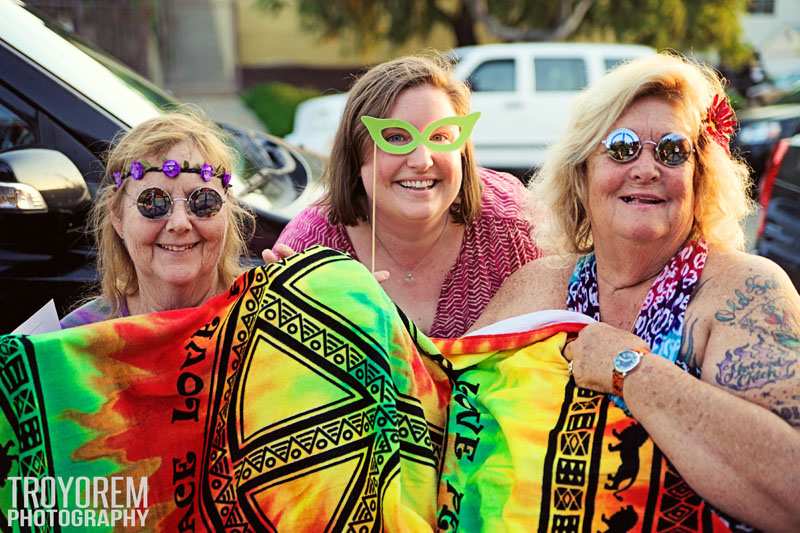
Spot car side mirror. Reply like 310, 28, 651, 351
0, 148, 90, 213
0, 148, 91, 250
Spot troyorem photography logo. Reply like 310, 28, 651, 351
7, 476, 149, 528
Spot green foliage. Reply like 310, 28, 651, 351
241, 82, 322, 137
584, 0, 750, 66
257, 0, 461, 50
255, 0, 749, 65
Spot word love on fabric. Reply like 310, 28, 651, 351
6, 476, 149, 529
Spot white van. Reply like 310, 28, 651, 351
286, 42, 655, 170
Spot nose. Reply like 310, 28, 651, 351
629, 144, 659, 182
405, 144, 434, 171
165, 199, 192, 232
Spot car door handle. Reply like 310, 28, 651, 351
504, 101, 524, 109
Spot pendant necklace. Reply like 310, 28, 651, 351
368, 142, 450, 283
374, 217, 449, 283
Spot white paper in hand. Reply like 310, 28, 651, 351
12, 300, 62, 334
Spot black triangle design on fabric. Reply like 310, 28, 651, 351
214, 478, 236, 504
301, 320, 323, 343
241, 311, 256, 330
245, 446, 267, 471
278, 302, 299, 328
309, 426, 336, 451
324, 333, 346, 357
269, 439, 291, 462
321, 419, 343, 444
346, 347, 364, 371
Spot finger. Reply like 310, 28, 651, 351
261, 249, 278, 263
273, 243, 296, 259
373, 270, 390, 283
563, 338, 575, 361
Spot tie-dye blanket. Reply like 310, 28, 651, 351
0, 247, 736, 532
0, 247, 450, 531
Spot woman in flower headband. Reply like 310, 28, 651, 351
468, 53, 799, 529
61, 111, 253, 327
271, 55, 539, 337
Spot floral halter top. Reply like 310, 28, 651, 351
566, 239, 709, 410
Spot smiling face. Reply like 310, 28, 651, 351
359, 85, 463, 226
111, 140, 228, 298
585, 96, 696, 249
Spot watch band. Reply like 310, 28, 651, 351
612, 370, 625, 397
611, 349, 645, 398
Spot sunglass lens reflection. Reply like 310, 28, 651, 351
137, 188, 172, 219
656, 134, 692, 167
606, 130, 641, 162
189, 188, 223, 218
136, 187, 223, 219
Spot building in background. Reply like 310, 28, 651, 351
24, 0, 800, 117
742, 0, 800, 85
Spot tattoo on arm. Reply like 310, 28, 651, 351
713, 275, 799, 394
715, 335, 796, 391
771, 402, 800, 428
679, 318, 699, 371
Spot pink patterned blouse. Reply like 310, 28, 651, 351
276, 168, 540, 338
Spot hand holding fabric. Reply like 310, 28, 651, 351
563, 322, 650, 393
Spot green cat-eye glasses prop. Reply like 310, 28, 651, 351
360, 112, 481, 155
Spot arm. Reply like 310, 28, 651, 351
467, 256, 572, 333
565, 256, 800, 531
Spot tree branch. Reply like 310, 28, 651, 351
465, 0, 595, 41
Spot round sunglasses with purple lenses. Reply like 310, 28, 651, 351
136, 187, 224, 219
601, 127, 694, 167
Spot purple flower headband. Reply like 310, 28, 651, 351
112, 159, 232, 189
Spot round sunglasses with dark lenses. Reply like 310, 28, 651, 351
136, 187, 224, 219
602, 128, 694, 167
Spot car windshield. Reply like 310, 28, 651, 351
5, 3, 306, 209
68, 38, 179, 111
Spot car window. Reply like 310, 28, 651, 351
604, 57, 632, 71
776, 88, 800, 105
534, 58, 587, 92
0, 103, 35, 151
468, 59, 516, 92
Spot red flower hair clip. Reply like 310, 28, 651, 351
704, 94, 737, 153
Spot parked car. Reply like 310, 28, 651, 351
755, 134, 800, 289
286, 42, 655, 173
733, 102, 800, 189
0, 0, 325, 331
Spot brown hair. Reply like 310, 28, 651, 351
90, 108, 254, 315
532, 52, 753, 253
322, 54, 482, 225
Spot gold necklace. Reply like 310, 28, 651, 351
373, 217, 449, 283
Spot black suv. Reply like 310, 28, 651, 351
0, 1, 325, 331
734, 102, 800, 187
755, 135, 800, 288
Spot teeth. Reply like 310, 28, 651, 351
622, 196, 662, 204
399, 179, 435, 189
159, 243, 196, 252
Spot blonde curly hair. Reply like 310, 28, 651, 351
90, 109, 253, 315
532, 52, 754, 254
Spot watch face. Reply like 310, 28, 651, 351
614, 350, 642, 373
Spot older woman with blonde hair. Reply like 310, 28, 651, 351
273, 55, 539, 337
472, 53, 800, 530
61, 110, 253, 326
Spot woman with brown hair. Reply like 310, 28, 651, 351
274, 55, 538, 337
